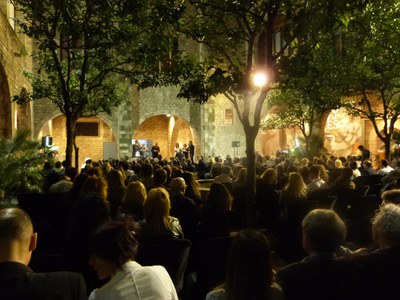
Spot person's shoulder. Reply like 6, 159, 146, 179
28, 271, 86, 299
205, 288, 226, 300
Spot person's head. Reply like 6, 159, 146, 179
207, 182, 233, 211
381, 159, 389, 168
372, 204, 400, 248
309, 165, 321, 180
339, 167, 354, 180
106, 169, 125, 188
89, 219, 138, 279
260, 168, 277, 185
144, 188, 171, 222
141, 163, 153, 177
349, 161, 358, 171
80, 175, 108, 201
226, 229, 273, 300
153, 168, 168, 187
123, 181, 147, 207
358, 145, 365, 151
222, 166, 231, 175
284, 172, 307, 198
334, 159, 343, 169
381, 189, 400, 206
364, 160, 373, 168
302, 209, 347, 254
170, 177, 187, 197
235, 168, 247, 184
181, 171, 200, 199
0, 208, 37, 264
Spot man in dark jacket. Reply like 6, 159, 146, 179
277, 209, 364, 300
0, 208, 87, 300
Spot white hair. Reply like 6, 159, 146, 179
373, 204, 400, 247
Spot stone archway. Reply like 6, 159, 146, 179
133, 114, 199, 160
38, 114, 116, 167
0, 64, 11, 138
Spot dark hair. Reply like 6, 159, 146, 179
90, 218, 139, 268
154, 168, 168, 186
225, 229, 273, 300
208, 182, 232, 211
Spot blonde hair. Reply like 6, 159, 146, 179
123, 181, 147, 206
143, 188, 172, 235
283, 172, 307, 200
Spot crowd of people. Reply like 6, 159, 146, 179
1, 146, 400, 299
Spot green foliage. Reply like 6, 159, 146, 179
11, 0, 186, 166
0, 131, 46, 201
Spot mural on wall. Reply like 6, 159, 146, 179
324, 108, 362, 157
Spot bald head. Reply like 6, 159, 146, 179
170, 177, 186, 196
0, 208, 33, 244
0, 208, 36, 264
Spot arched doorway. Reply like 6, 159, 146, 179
133, 114, 197, 160
0, 64, 11, 138
38, 115, 116, 167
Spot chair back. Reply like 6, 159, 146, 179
194, 235, 232, 298
136, 238, 191, 294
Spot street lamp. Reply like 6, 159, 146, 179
252, 70, 268, 87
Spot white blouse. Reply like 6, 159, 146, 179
89, 261, 178, 300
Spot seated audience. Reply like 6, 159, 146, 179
379, 159, 394, 176
256, 168, 280, 232
206, 229, 283, 300
0, 208, 87, 299
198, 182, 233, 241
381, 189, 400, 206
139, 187, 183, 240
330, 167, 355, 193
89, 219, 178, 300
169, 177, 199, 242
121, 180, 147, 221
307, 165, 329, 194
181, 171, 202, 206
349, 204, 400, 299
106, 169, 126, 218
277, 209, 363, 300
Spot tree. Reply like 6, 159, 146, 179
177, 1, 292, 226
262, 32, 348, 158
338, 0, 400, 159
12, 0, 185, 167
178, 0, 361, 226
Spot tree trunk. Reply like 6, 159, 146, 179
65, 114, 78, 169
384, 136, 391, 160
245, 126, 258, 228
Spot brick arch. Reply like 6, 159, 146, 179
34, 111, 118, 140
133, 114, 201, 160
0, 64, 11, 138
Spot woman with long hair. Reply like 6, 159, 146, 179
121, 180, 147, 221
256, 168, 280, 232
139, 187, 183, 240
206, 229, 283, 300
182, 171, 201, 205
107, 169, 126, 218
199, 182, 233, 240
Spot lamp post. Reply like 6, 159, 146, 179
252, 70, 268, 88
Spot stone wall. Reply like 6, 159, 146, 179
0, 7, 33, 138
